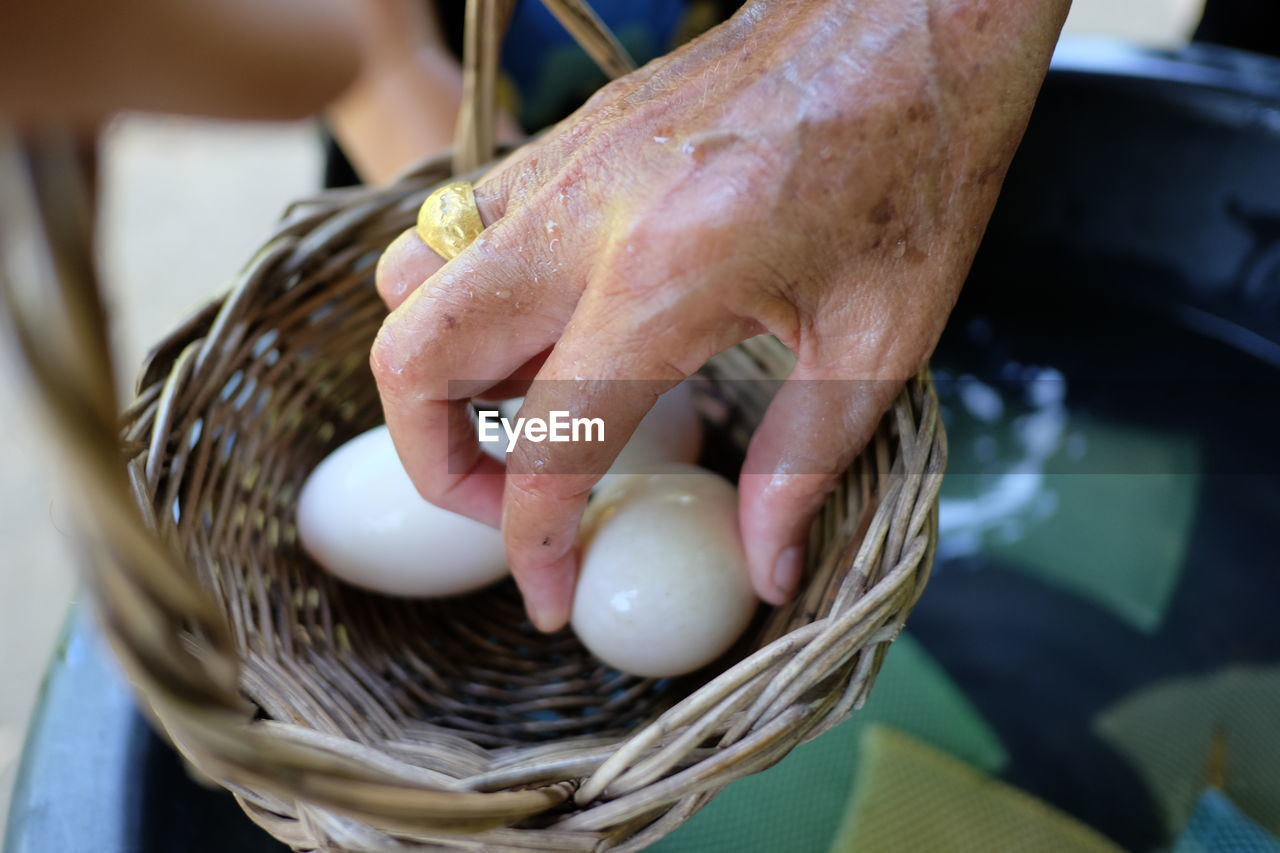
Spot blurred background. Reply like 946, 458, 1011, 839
0, 0, 1209, 837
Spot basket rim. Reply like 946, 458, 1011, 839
110, 166, 945, 840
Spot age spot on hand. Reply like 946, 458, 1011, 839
868, 196, 895, 226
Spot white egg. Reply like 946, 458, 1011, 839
597, 382, 704, 491
497, 397, 523, 422
481, 384, 703, 488
571, 464, 758, 677
473, 401, 514, 461
297, 426, 509, 597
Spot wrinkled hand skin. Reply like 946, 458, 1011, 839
372, 0, 1071, 631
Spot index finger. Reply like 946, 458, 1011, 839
499, 300, 750, 632
500, 341, 683, 632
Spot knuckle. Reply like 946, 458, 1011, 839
481, 138, 558, 217
577, 78, 630, 120
760, 471, 842, 511
368, 323, 408, 392
374, 231, 415, 296
504, 469, 593, 506
369, 322, 445, 400
600, 219, 684, 297
503, 470, 549, 504
474, 169, 515, 223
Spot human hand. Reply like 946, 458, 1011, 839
373, 0, 1070, 631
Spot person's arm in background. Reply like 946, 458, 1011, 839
0, 0, 361, 123
326, 0, 468, 185
373, 0, 1073, 631
327, 1, 528, 185
1, 0, 508, 186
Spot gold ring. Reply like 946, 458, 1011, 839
416, 181, 485, 261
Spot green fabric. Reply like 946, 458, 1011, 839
1173, 789, 1280, 853
1095, 666, 1280, 838
944, 418, 1199, 633
652, 633, 1005, 852
830, 726, 1125, 853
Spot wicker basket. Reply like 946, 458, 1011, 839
0, 2, 946, 850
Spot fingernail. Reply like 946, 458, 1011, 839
771, 546, 804, 602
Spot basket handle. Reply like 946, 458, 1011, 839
452, 0, 636, 173
0, 0, 639, 813
0, 130, 249, 713
0, 0, 640, 754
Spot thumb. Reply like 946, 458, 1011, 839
737, 359, 902, 604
